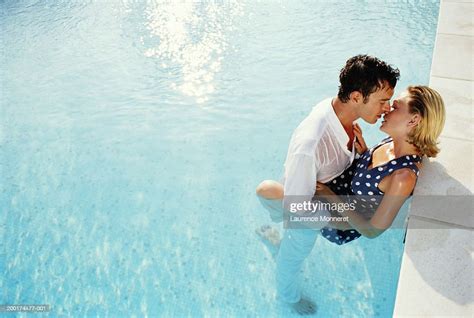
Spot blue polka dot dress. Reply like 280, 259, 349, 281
320, 137, 422, 245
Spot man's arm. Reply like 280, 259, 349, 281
282, 152, 317, 212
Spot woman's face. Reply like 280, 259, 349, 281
380, 90, 418, 137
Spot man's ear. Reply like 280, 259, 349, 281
349, 91, 363, 104
408, 114, 421, 128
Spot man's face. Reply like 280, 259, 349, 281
358, 83, 394, 124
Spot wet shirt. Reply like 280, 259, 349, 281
282, 98, 355, 208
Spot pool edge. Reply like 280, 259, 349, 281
393, 0, 474, 317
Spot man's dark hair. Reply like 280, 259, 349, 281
338, 55, 400, 103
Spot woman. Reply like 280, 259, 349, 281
258, 85, 446, 245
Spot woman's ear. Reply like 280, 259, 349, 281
408, 113, 421, 128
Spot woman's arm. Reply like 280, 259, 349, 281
316, 168, 417, 238
368, 169, 417, 234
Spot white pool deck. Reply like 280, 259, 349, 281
393, 0, 473, 317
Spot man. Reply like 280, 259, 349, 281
255, 55, 400, 315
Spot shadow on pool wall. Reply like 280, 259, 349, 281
402, 161, 474, 305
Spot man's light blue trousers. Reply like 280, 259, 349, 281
276, 228, 319, 303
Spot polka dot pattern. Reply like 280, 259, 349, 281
320, 227, 361, 245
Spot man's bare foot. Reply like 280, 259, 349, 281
292, 298, 317, 315
255, 225, 281, 247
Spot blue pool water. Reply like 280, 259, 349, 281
1, 1, 440, 317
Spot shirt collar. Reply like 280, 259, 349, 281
325, 97, 355, 158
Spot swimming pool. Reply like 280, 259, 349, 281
1, 0, 440, 316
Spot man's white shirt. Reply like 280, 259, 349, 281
282, 97, 356, 208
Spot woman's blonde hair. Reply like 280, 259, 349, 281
406, 86, 446, 157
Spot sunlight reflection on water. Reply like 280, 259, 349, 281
143, 1, 243, 104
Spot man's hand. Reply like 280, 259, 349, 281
315, 182, 336, 196
353, 122, 367, 154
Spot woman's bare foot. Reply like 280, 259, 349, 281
255, 225, 281, 247
292, 298, 317, 315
